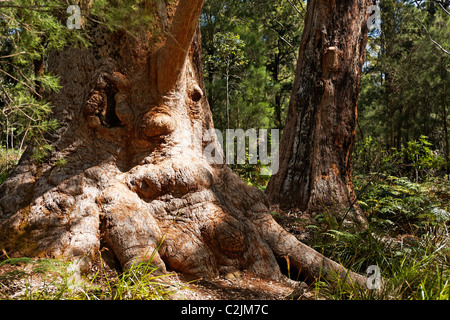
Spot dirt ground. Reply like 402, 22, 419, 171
170, 271, 316, 300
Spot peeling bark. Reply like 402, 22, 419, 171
0, 0, 367, 288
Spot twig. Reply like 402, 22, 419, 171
0, 82, 14, 103
435, 1, 450, 16
0, 52, 26, 59
12, 103, 39, 122
0, 69, 42, 98
18, 121, 31, 155
286, 0, 305, 19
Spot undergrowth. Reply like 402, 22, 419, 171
306, 174, 449, 300
0, 254, 184, 300
1, 151, 449, 300
0, 147, 22, 184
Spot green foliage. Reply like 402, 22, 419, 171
89, 0, 157, 36
205, 32, 248, 71
232, 160, 271, 191
204, 31, 248, 128
0, 255, 183, 300
54, 156, 67, 168
0, 1, 160, 173
305, 175, 450, 300
201, 0, 304, 131
357, 0, 450, 177
354, 135, 446, 181
354, 173, 449, 233
0, 0, 89, 165
90, 258, 179, 300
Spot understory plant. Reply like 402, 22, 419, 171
307, 175, 449, 300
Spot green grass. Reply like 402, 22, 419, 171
85, 257, 181, 300
2, 152, 448, 300
0, 254, 184, 300
0, 147, 23, 184
305, 175, 450, 300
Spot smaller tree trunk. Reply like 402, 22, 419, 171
266, 0, 371, 226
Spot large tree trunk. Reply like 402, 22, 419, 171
266, 0, 371, 225
0, 0, 367, 287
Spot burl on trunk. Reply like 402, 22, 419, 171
0, 0, 367, 287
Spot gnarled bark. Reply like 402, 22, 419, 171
0, 0, 367, 288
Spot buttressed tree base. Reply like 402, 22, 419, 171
0, 0, 367, 287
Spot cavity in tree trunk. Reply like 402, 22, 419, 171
266, 0, 371, 226
0, 0, 367, 287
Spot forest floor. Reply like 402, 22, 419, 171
170, 272, 303, 300
0, 206, 318, 300
173, 205, 316, 300
0, 259, 309, 300
1, 182, 448, 301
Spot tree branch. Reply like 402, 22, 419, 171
435, 1, 450, 16
156, 0, 205, 94
0, 52, 26, 60
286, 0, 305, 19
419, 20, 450, 56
